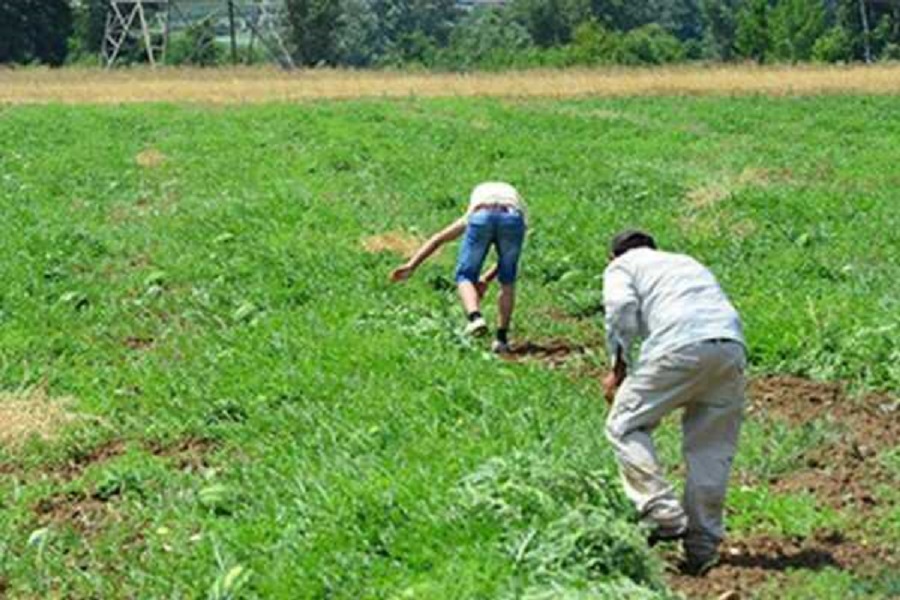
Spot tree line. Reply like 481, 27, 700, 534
2, 0, 899, 68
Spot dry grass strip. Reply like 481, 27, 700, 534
0, 389, 75, 450
3, 64, 900, 104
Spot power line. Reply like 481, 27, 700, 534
102, 0, 294, 68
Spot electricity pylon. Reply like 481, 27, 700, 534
102, 1, 170, 67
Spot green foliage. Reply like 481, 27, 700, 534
882, 42, 900, 61
734, 418, 835, 481
769, 0, 826, 62
729, 487, 842, 537
813, 25, 853, 62
507, 0, 589, 48
437, 7, 535, 70
735, 0, 771, 62
618, 24, 686, 65
0, 0, 72, 65
567, 19, 621, 64
3, 0, 900, 68
699, 0, 740, 59
67, 0, 107, 63
167, 19, 225, 67
285, 0, 342, 65
336, 0, 383, 66
761, 567, 900, 600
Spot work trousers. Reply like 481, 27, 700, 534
606, 340, 746, 557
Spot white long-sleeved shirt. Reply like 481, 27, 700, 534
603, 248, 745, 367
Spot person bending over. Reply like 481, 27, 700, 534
391, 181, 527, 353
601, 230, 746, 577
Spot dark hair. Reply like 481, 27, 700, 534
610, 230, 657, 258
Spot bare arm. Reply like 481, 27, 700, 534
604, 346, 629, 404
391, 218, 466, 282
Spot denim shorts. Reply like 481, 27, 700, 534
455, 209, 526, 285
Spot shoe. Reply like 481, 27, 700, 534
464, 316, 488, 337
647, 524, 687, 547
681, 552, 719, 577
491, 340, 511, 354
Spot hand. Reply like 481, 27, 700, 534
475, 279, 489, 299
603, 371, 620, 405
391, 264, 414, 283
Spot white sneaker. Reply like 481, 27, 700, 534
464, 316, 488, 337
491, 340, 511, 354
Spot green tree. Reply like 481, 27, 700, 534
0, 0, 72, 65
508, 0, 590, 47
166, 18, 223, 66
735, 0, 771, 62
567, 18, 622, 63
336, 0, 383, 66
769, 0, 826, 61
699, 0, 740, 59
653, 0, 704, 41
69, 0, 107, 61
372, 0, 459, 64
439, 6, 533, 69
284, 0, 341, 65
812, 25, 853, 61
618, 22, 686, 64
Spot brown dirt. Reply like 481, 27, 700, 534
27, 438, 216, 539
661, 377, 900, 599
666, 531, 899, 599
34, 490, 122, 537
58, 440, 129, 480
747, 376, 899, 512
123, 336, 156, 351
499, 339, 590, 369
147, 437, 216, 472
135, 148, 166, 168
361, 231, 423, 257
3, 436, 216, 484
0, 389, 76, 450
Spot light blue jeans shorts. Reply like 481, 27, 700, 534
455, 208, 526, 285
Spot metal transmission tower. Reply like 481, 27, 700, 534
102, 0, 294, 69
245, 0, 294, 69
102, 1, 170, 67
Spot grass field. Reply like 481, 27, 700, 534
1, 81, 899, 598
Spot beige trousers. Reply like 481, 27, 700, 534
605, 340, 746, 557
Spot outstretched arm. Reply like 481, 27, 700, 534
391, 218, 466, 282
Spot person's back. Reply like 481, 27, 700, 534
604, 248, 744, 365
600, 231, 747, 578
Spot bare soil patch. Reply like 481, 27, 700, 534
0, 389, 75, 450
35, 490, 122, 537
4, 436, 216, 483
58, 439, 129, 480
748, 376, 899, 512
135, 148, 166, 168
147, 436, 217, 472
500, 339, 590, 369
123, 336, 156, 351
667, 531, 898, 599
362, 231, 423, 257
